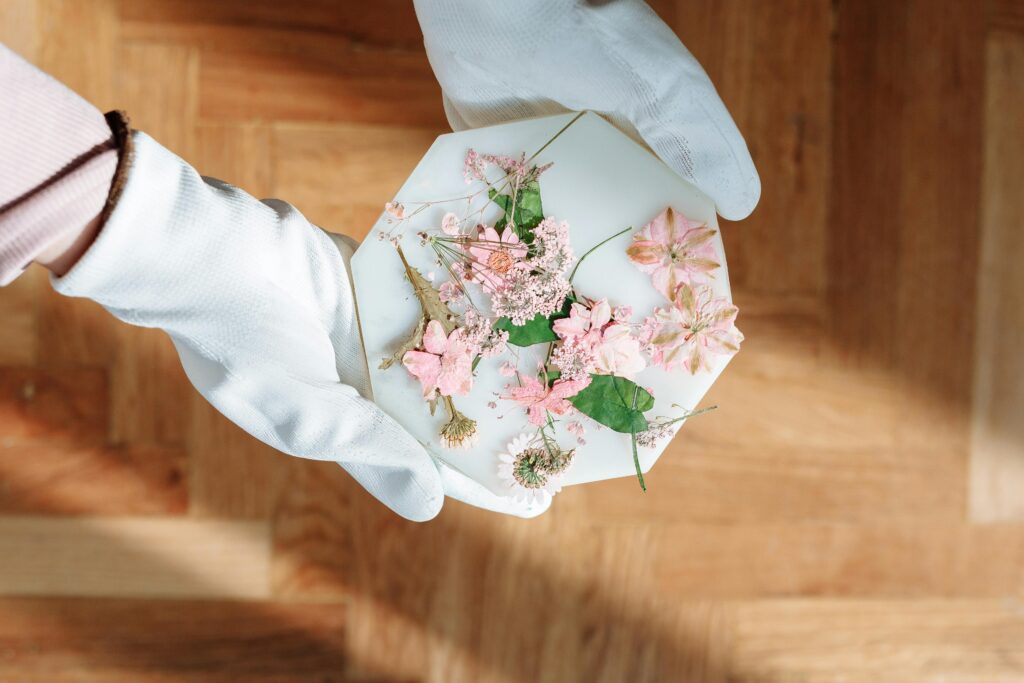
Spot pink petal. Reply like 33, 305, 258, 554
402, 351, 441, 398
626, 241, 664, 267
590, 300, 612, 329
647, 208, 673, 244
422, 320, 448, 355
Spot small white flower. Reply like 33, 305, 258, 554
496, 433, 574, 505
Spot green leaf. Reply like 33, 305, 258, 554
494, 296, 574, 347
569, 375, 654, 434
494, 312, 559, 346
489, 181, 544, 242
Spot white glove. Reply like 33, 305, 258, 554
414, 0, 760, 221
52, 131, 549, 521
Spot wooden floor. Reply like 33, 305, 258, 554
1, 1, 1022, 681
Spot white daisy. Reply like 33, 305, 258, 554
496, 433, 574, 505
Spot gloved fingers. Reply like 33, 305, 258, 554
434, 457, 551, 519
340, 461, 443, 522
173, 339, 445, 522
415, 0, 760, 220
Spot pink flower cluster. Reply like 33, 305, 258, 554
402, 321, 475, 399
627, 206, 720, 299
639, 282, 743, 375
463, 148, 553, 185
553, 298, 646, 379
488, 218, 574, 326
505, 373, 592, 427
628, 207, 742, 374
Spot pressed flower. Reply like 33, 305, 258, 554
384, 201, 405, 220
566, 420, 586, 445
592, 322, 646, 379
553, 298, 645, 379
550, 336, 596, 382
441, 212, 461, 236
490, 269, 572, 326
460, 310, 508, 358
553, 299, 611, 345
627, 207, 719, 299
641, 283, 743, 374
498, 361, 518, 377
528, 217, 574, 274
504, 374, 591, 427
496, 433, 573, 505
440, 402, 479, 449
465, 225, 527, 292
402, 320, 475, 399
438, 280, 463, 304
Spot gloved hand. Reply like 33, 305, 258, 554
413, 0, 760, 221
52, 130, 549, 521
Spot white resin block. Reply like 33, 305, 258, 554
352, 112, 735, 498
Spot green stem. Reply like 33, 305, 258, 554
527, 110, 586, 163
569, 226, 633, 283
629, 384, 646, 491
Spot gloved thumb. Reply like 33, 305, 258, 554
173, 340, 445, 522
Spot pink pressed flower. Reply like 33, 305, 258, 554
552, 299, 612, 345
528, 218, 573, 274
465, 225, 527, 292
499, 361, 518, 377
642, 283, 743, 374
592, 323, 646, 379
490, 268, 571, 326
627, 207, 720, 299
613, 305, 633, 322
552, 298, 645, 379
441, 212, 460, 236
438, 281, 463, 304
550, 336, 596, 381
566, 420, 586, 445
504, 375, 591, 427
402, 320, 475, 399
463, 149, 486, 184
384, 201, 405, 220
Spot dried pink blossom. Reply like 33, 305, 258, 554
566, 420, 586, 445
441, 212, 461, 236
641, 283, 742, 374
498, 361, 518, 377
402, 320, 475, 399
490, 269, 572, 327
553, 299, 611, 345
613, 305, 633, 322
463, 149, 486, 184
460, 310, 508, 358
554, 298, 645, 379
627, 207, 719, 299
528, 217, 573, 274
550, 336, 596, 382
438, 280, 463, 304
465, 225, 527, 292
592, 323, 646, 379
384, 201, 405, 220
504, 375, 591, 427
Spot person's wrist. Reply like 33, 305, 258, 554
35, 212, 103, 276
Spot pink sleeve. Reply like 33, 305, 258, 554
0, 43, 118, 285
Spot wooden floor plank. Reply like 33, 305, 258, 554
0, 517, 270, 599
731, 599, 1024, 683
0, 596, 353, 682
270, 122, 441, 239
667, 0, 833, 297
970, 31, 1024, 522
0, 368, 186, 514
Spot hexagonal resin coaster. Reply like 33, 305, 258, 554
352, 112, 741, 502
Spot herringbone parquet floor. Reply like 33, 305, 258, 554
1, 1, 1022, 681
